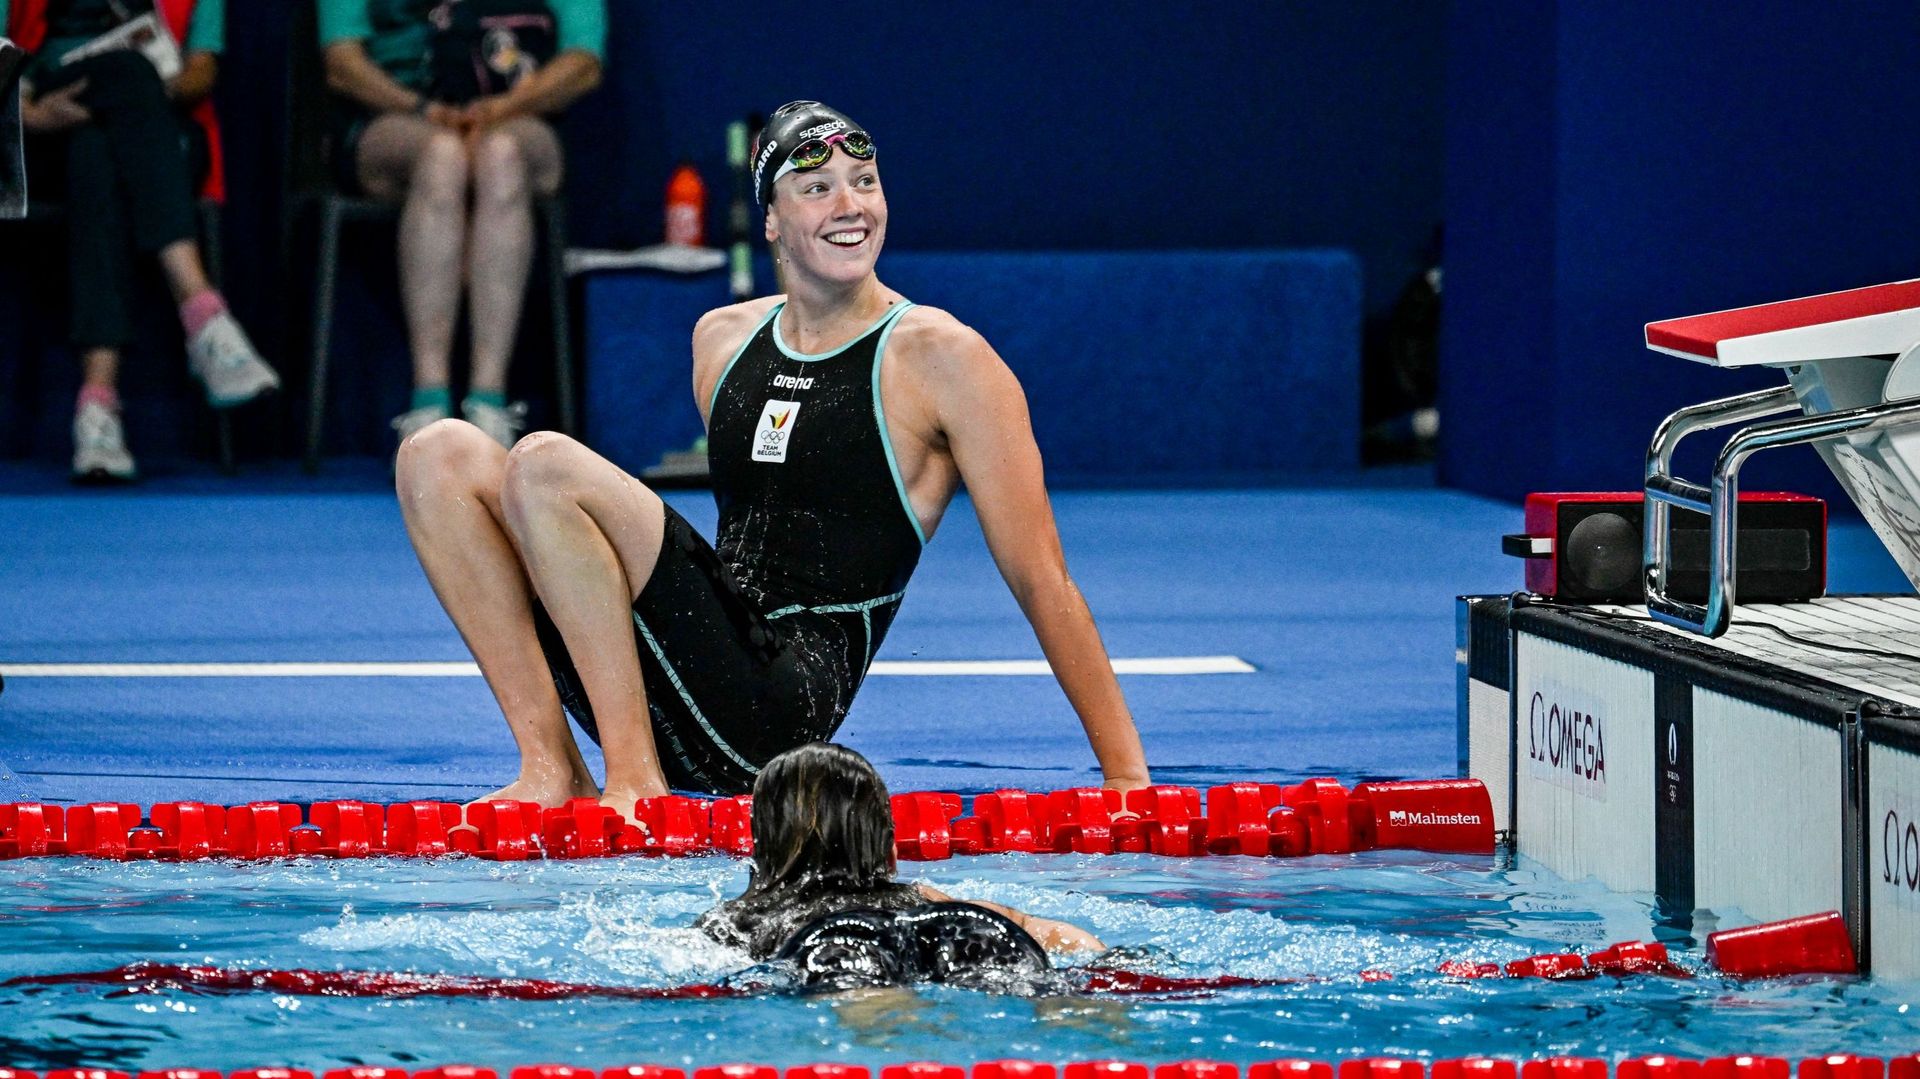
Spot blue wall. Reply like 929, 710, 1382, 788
1439, 2, 1920, 507
2, 2, 1444, 463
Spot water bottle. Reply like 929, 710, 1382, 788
665, 163, 706, 247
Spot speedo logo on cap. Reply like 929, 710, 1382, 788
796, 120, 847, 140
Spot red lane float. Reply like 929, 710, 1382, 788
1706, 912, 1858, 977
5, 1062, 1919, 1079
0, 779, 1494, 862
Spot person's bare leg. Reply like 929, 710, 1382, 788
360, 116, 468, 391
499, 431, 672, 815
155, 240, 212, 303
465, 120, 560, 395
81, 346, 119, 389
396, 419, 598, 806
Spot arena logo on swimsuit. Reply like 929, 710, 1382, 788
1526, 690, 1608, 799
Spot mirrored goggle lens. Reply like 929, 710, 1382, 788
838, 130, 875, 159
788, 139, 835, 171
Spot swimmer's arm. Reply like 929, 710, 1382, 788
916, 885, 1105, 953
922, 320, 1151, 792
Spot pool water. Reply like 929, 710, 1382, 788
2, 850, 1917, 1070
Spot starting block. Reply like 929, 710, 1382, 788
1643, 279, 1920, 636
1459, 279, 1920, 982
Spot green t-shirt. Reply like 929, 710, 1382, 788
1, 0, 225, 78
316, 0, 606, 92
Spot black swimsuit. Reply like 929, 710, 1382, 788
536, 301, 926, 793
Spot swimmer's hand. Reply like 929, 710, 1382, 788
917, 885, 1105, 953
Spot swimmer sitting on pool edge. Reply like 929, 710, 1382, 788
698, 742, 1100, 989
396, 100, 1150, 812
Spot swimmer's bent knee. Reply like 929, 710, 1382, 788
397, 419, 501, 489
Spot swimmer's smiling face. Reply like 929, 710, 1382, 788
765, 151, 886, 286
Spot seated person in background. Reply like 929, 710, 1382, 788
695, 742, 1103, 986
317, 0, 606, 449
5, 0, 279, 483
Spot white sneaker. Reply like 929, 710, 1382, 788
462, 397, 529, 448
187, 310, 281, 408
71, 400, 137, 483
390, 402, 452, 447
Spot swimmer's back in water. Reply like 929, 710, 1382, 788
694, 743, 1102, 962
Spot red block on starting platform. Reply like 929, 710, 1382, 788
1349, 780, 1495, 854
1888, 1060, 1920, 1079
711, 795, 754, 855
48, 1071, 132, 1079
416, 1069, 497, 1079
0, 1070, 39, 1079
324, 1069, 408, 1079
1707, 911, 1857, 977
231, 1070, 315, 1079
139, 1071, 224, 1079
892, 792, 962, 860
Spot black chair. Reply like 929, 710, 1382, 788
11, 195, 238, 472
284, 1, 576, 472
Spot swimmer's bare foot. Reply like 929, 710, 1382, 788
599, 783, 669, 827
476, 766, 600, 811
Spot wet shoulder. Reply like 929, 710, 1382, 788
884, 305, 1000, 383
693, 295, 784, 364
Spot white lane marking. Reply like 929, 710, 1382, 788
0, 656, 1255, 678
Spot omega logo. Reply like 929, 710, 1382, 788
1885, 809, 1920, 894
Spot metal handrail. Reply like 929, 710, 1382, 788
1643, 390, 1920, 636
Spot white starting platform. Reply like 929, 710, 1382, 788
1460, 280, 1920, 978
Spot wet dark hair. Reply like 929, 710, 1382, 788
695, 742, 924, 959
748, 741, 896, 892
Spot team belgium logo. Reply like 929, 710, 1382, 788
754, 400, 803, 463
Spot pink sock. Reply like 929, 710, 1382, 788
180, 290, 228, 338
77, 384, 120, 412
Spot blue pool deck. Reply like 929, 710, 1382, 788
0, 464, 1908, 808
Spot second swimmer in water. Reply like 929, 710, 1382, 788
695, 742, 1102, 990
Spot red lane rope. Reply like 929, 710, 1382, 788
0, 780, 1496, 862
0, 962, 1286, 1001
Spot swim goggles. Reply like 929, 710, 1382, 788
770, 130, 875, 190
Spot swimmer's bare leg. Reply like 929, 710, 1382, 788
396, 419, 599, 807
499, 431, 673, 817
